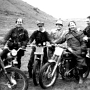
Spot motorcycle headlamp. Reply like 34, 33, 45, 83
11, 49, 17, 56
63, 50, 71, 57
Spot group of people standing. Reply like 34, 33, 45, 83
1, 16, 90, 84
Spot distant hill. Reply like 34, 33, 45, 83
0, 0, 56, 36
0, 0, 87, 37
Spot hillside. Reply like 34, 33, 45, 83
0, 0, 87, 37
0, 0, 56, 36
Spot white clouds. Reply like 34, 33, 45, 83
22, 0, 90, 19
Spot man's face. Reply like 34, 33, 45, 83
86, 18, 90, 26
56, 24, 63, 30
68, 22, 76, 31
38, 26, 44, 31
16, 20, 23, 27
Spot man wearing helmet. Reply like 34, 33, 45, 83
1, 18, 29, 69
27, 21, 52, 78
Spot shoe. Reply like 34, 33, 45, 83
86, 53, 90, 58
58, 74, 62, 79
86, 52, 90, 58
79, 77, 83, 84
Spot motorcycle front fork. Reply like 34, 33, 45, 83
50, 55, 61, 77
0, 59, 13, 87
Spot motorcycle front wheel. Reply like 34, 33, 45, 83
0, 67, 28, 90
39, 62, 58, 89
32, 60, 40, 86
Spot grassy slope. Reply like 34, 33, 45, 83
0, 0, 87, 37
0, 0, 56, 36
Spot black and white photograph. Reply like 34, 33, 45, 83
0, 0, 90, 90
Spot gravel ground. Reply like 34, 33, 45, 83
27, 75, 90, 90
1, 47, 90, 90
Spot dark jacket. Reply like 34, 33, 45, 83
4, 26, 29, 49
55, 30, 86, 55
83, 25, 90, 47
29, 30, 51, 46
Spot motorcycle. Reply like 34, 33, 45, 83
39, 44, 90, 89
28, 44, 50, 86
0, 46, 28, 90
4, 47, 26, 68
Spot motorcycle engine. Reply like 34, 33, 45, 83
60, 50, 76, 78
62, 50, 73, 59
11, 49, 17, 56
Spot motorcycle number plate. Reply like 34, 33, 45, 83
34, 47, 44, 54
54, 47, 64, 56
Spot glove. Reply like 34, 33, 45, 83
83, 36, 88, 41
51, 40, 56, 44
21, 46, 26, 49
68, 47, 73, 52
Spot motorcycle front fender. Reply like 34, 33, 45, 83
48, 59, 56, 63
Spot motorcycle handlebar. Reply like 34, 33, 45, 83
7, 47, 26, 52
27, 44, 67, 49
51, 44, 67, 49
27, 44, 53, 48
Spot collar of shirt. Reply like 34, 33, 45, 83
69, 28, 78, 34
56, 29, 61, 31
38, 28, 46, 32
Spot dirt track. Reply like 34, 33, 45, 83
27, 75, 90, 90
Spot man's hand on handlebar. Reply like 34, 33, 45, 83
21, 46, 26, 49
67, 47, 73, 52
83, 36, 88, 42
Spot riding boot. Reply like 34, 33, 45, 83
27, 61, 33, 78
16, 56, 21, 69
77, 68, 84, 84
79, 74, 83, 84
27, 46, 35, 78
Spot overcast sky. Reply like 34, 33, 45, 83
22, 0, 90, 19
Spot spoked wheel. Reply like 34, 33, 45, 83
0, 67, 28, 90
0, 77, 12, 90
32, 60, 40, 86
39, 62, 58, 89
